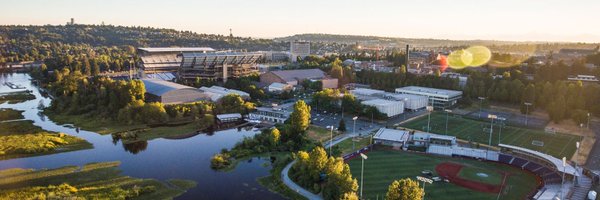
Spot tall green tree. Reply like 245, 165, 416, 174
386, 178, 424, 200
290, 100, 311, 133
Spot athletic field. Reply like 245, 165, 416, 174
400, 112, 582, 159
347, 150, 539, 200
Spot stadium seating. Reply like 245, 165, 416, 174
511, 157, 528, 167
498, 154, 512, 164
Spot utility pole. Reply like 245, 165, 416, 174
444, 109, 452, 135
488, 114, 497, 146
478, 97, 486, 118
360, 153, 368, 199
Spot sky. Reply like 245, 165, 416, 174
2, 0, 600, 43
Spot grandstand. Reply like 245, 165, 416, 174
138, 47, 216, 74
179, 52, 262, 82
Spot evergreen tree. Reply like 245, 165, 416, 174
338, 119, 346, 132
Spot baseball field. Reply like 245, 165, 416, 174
400, 112, 582, 159
346, 149, 540, 200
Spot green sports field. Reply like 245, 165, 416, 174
400, 112, 582, 159
347, 150, 539, 200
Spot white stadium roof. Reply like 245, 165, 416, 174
138, 47, 216, 53
373, 128, 410, 142
499, 144, 578, 176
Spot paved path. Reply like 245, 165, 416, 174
281, 129, 365, 200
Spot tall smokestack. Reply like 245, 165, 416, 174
405, 44, 410, 68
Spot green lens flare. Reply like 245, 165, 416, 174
465, 46, 491, 67
448, 50, 471, 69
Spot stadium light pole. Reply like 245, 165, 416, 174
587, 113, 591, 129
524, 102, 532, 126
488, 114, 497, 146
444, 109, 452, 135
327, 125, 334, 156
497, 117, 506, 145
574, 141, 580, 186
426, 106, 434, 132
360, 153, 368, 199
561, 157, 566, 200
417, 176, 433, 200
353, 116, 358, 136
478, 97, 486, 118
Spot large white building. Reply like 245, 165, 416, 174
373, 128, 411, 149
248, 102, 295, 123
290, 41, 310, 62
361, 99, 404, 117
395, 86, 462, 109
383, 93, 428, 110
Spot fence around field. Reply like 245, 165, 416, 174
343, 144, 374, 161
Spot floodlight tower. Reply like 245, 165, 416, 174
478, 97, 486, 118
524, 102, 532, 126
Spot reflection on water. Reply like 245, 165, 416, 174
0, 73, 284, 200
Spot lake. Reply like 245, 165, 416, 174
0, 73, 284, 200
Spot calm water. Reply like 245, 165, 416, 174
0, 73, 284, 200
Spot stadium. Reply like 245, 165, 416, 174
343, 112, 597, 200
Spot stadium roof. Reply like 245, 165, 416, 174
373, 128, 410, 142
395, 86, 462, 98
141, 79, 194, 96
180, 52, 263, 67
138, 47, 216, 53
270, 69, 327, 82
499, 144, 578, 176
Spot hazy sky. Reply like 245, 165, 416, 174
2, 0, 600, 42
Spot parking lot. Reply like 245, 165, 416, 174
310, 110, 381, 136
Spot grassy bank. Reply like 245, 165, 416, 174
306, 125, 341, 143
333, 136, 371, 155
46, 111, 209, 142
0, 161, 196, 200
0, 92, 35, 104
0, 108, 24, 121
0, 109, 92, 160
256, 153, 308, 200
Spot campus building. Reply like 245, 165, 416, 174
361, 99, 404, 117
179, 52, 262, 82
138, 47, 215, 74
199, 86, 250, 102
290, 41, 310, 62
142, 79, 209, 104
259, 69, 338, 89
248, 102, 295, 123
373, 128, 411, 149
395, 86, 462, 108
349, 88, 428, 111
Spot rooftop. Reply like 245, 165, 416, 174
350, 88, 386, 96
138, 47, 215, 53
499, 144, 578, 176
373, 128, 410, 142
141, 79, 194, 96
396, 86, 462, 97
361, 99, 403, 106
270, 69, 327, 82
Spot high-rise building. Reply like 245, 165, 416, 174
290, 40, 310, 62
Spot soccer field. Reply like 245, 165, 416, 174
347, 150, 539, 200
400, 112, 582, 159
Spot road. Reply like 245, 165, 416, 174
584, 120, 600, 172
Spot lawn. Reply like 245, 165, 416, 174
346, 149, 539, 200
0, 161, 196, 199
333, 136, 371, 155
457, 166, 503, 185
400, 112, 581, 159
306, 125, 341, 143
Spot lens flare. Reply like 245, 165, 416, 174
448, 50, 472, 69
487, 45, 537, 68
465, 46, 491, 67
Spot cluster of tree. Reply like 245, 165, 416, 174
385, 178, 424, 200
290, 146, 359, 200
355, 69, 460, 92
211, 100, 313, 169
312, 89, 387, 120
329, 58, 355, 87
215, 94, 255, 115
464, 69, 600, 123
48, 68, 145, 118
